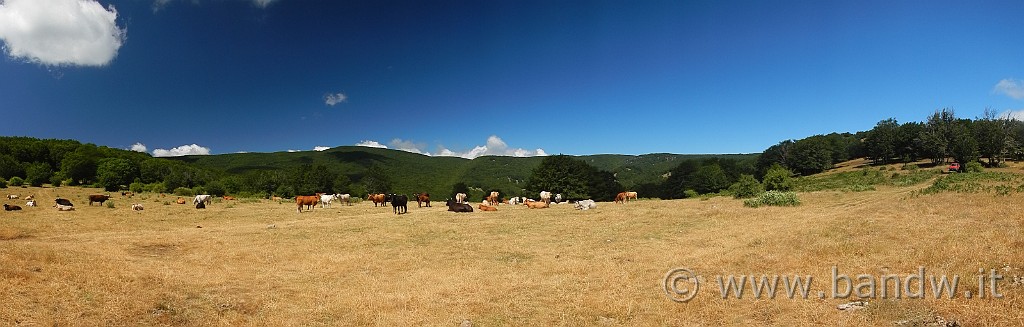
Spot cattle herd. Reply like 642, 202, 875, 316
2, 190, 640, 215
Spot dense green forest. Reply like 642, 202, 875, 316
2, 108, 1020, 200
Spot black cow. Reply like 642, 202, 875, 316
54, 198, 74, 207
391, 194, 408, 214
4, 204, 22, 211
196, 201, 206, 209
445, 199, 473, 213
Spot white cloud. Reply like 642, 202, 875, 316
129, 143, 147, 153
0, 0, 126, 67
994, 79, 1024, 100
324, 92, 347, 106
999, 109, 1024, 121
355, 140, 388, 149
152, 144, 211, 157
388, 139, 428, 155
313, 146, 330, 151
252, 0, 277, 8
287, 149, 299, 153
435, 135, 547, 159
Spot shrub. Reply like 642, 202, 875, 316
0, 178, 6, 188
8, 176, 24, 187
762, 164, 794, 191
683, 189, 699, 198
146, 182, 167, 194
730, 174, 764, 199
106, 201, 115, 209
204, 181, 226, 197
49, 175, 62, 187
173, 187, 195, 197
965, 162, 984, 173
129, 181, 145, 194
744, 191, 801, 208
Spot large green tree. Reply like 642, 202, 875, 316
96, 158, 139, 191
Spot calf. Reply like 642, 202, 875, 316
391, 194, 409, 214
416, 193, 430, 207
4, 204, 22, 211
455, 192, 467, 204
478, 204, 497, 211
446, 199, 473, 213
88, 194, 111, 206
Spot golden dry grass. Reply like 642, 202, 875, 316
1, 184, 1022, 326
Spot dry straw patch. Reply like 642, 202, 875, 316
0, 184, 1022, 325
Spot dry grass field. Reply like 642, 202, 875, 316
1, 176, 1022, 326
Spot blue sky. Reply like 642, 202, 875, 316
2, 0, 1023, 158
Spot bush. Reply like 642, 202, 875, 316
730, 174, 764, 199
204, 181, 226, 197
146, 182, 167, 194
173, 187, 195, 197
8, 176, 24, 187
965, 162, 984, 173
744, 191, 801, 207
49, 175, 63, 187
106, 201, 115, 209
129, 181, 145, 194
762, 164, 793, 191
0, 178, 6, 188
683, 189, 699, 198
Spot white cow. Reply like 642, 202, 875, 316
508, 197, 521, 205
540, 191, 552, 205
573, 199, 597, 211
55, 204, 75, 211
554, 193, 563, 204
455, 193, 467, 204
193, 194, 212, 205
6, 194, 18, 200
338, 194, 351, 206
26, 200, 36, 207
131, 203, 144, 211
321, 193, 339, 208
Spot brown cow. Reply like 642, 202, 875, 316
478, 203, 497, 211
176, 197, 186, 204
416, 193, 431, 207
625, 191, 638, 202
486, 191, 499, 206
614, 192, 627, 204
223, 196, 236, 200
525, 200, 548, 209
296, 195, 319, 213
368, 193, 387, 207
88, 194, 111, 206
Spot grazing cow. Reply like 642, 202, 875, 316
7, 195, 18, 200
193, 195, 212, 206
54, 198, 74, 207
223, 196, 236, 201
526, 200, 549, 209
416, 193, 431, 207
614, 192, 627, 204
478, 204, 497, 211
455, 193, 467, 204
486, 191, 499, 206
320, 194, 339, 208
368, 194, 387, 207
573, 199, 597, 211
625, 191, 638, 202
338, 194, 351, 206
195, 201, 206, 209
554, 193, 563, 204
131, 203, 144, 211
55, 204, 75, 211
4, 204, 22, 211
26, 200, 36, 207
539, 191, 552, 205
295, 195, 319, 213
176, 197, 186, 204
391, 194, 409, 214
88, 194, 111, 206
446, 199, 473, 213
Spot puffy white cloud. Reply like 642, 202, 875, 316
152, 144, 211, 157
0, 0, 126, 67
999, 109, 1024, 121
313, 146, 330, 151
129, 143, 147, 153
324, 92, 347, 106
355, 140, 388, 149
435, 135, 547, 159
994, 79, 1024, 100
388, 139, 428, 155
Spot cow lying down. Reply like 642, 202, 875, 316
573, 199, 597, 210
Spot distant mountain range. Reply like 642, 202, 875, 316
169, 146, 757, 196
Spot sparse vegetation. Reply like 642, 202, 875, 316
743, 190, 801, 207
